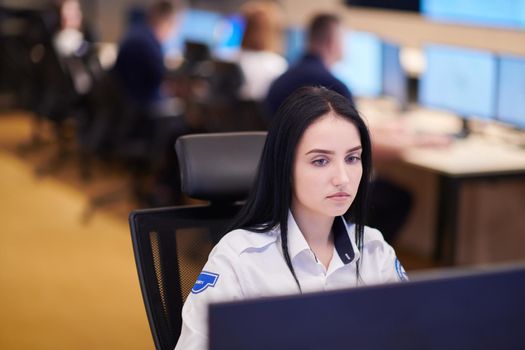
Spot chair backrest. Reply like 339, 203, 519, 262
129, 131, 267, 350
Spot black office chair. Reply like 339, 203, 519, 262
129, 132, 266, 350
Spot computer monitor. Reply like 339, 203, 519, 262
213, 14, 245, 59
209, 264, 525, 350
332, 30, 383, 97
164, 9, 222, 57
382, 41, 408, 108
284, 26, 305, 64
496, 55, 525, 129
419, 44, 497, 135
164, 9, 245, 60
422, 0, 525, 29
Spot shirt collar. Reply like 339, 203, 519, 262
286, 213, 312, 260
286, 212, 360, 265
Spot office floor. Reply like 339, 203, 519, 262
0, 111, 434, 349
0, 111, 153, 350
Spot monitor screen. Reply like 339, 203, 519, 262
209, 264, 525, 350
284, 26, 305, 64
332, 31, 383, 97
419, 44, 497, 119
382, 42, 408, 106
422, 0, 525, 29
497, 55, 525, 129
213, 14, 245, 59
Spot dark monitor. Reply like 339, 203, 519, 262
332, 30, 383, 97
183, 41, 211, 63
345, 0, 421, 13
382, 41, 408, 108
496, 55, 525, 129
422, 0, 525, 29
419, 44, 497, 132
284, 26, 305, 64
209, 264, 525, 350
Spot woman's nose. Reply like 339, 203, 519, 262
331, 161, 350, 187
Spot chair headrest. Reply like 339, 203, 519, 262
175, 132, 267, 202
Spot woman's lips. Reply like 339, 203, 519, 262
326, 192, 351, 201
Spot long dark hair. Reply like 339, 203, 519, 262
227, 86, 373, 290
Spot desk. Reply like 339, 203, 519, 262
361, 100, 525, 265
403, 137, 525, 264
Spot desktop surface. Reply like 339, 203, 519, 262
209, 264, 525, 350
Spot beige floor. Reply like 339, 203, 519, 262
0, 112, 153, 349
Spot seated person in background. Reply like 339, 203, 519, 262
113, 0, 180, 108
236, 1, 288, 101
175, 87, 408, 350
265, 13, 351, 117
53, 0, 96, 95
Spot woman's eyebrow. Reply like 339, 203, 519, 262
346, 146, 362, 153
305, 145, 362, 155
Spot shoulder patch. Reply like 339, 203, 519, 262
192, 271, 220, 294
395, 258, 409, 282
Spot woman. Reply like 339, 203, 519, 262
175, 86, 407, 350
236, 1, 288, 101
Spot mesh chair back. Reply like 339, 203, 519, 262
129, 204, 241, 350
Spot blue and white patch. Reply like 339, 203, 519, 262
395, 258, 408, 282
192, 271, 220, 294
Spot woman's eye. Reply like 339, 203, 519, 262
346, 155, 361, 163
312, 158, 328, 166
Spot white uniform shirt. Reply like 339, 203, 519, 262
175, 213, 407, 350
237, 50, 288, 101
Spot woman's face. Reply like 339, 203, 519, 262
291, 112, 363, 220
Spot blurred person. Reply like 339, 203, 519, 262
265, 13, 350, 116
236, 1, 287, 101
53, 0, 96, 56
113, 0, 180, 107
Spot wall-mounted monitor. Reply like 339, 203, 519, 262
422, 0, 525, 29
419, 44, 497, 121
332, 31, 383, 97
496, 55, 525, 129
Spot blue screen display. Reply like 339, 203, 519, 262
497, 56, 525, 129
382, 42, 407, 105
178, 9, 223, 46
284, 27, 306, 64
214, 14, 245, 58
422, 0, 525, 29
164, 9, 244, 57
332, 31, 383, 97
419, 45, 497, 119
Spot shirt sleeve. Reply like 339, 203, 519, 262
378, 237, 409, 283
175, 240, 244, 350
